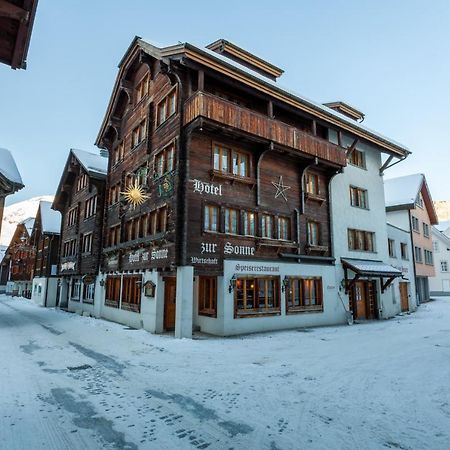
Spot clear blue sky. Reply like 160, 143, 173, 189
1, 0, 449, 205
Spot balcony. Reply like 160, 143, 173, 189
184, 91, 347, 167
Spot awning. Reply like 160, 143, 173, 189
341, 258, 402, 294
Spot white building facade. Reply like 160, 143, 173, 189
429, 227, 450, 296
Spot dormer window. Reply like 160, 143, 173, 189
136, 73, 149, 104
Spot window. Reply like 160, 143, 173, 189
261, 214, 275, 239
401, 243, 408, 260
414, 246, 423, 263
213, 144, 250, 178
77, 173, 89, 191
306, 172, 320, 196
204, 205, 219, 232
388, 239, 395, 257
113, 142, 124, 165
156, 207, 168, 233
348, 149, 366, 168
109, 184, 121, 206
84, 196, 97, 219
441, 261, 448, 272
63, 239, 78, 257
416, 194, 424, 208
82, 233, 93, 254
423, 223, 430, 238
411, 216, 420, 232
198, 276, 217, 317
108, 225, 121, 247
136, 73, 149, 103
156, 88, 177, 126
348, 229, 375, 252
121, 275, 142, 312
285, 277, 323, 313
131, 119, 147, 148
307, 222, 320, 246
105, 276, 121, 308
155, 143, 175, 178
67, 207, 78, 227
235, 276, 280, 317
424, 250, 433, 265
243, 211, 256, 236
83, 283, 95, 304
278, 217, 290, 240
433, 241, 439, 252
350, 186, 368, 209
71, 279, 81, 301
224, 208, 239, 234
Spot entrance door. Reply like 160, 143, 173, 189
350, 281, 378, 320
399, 282, 409, 312
164, 277, 177, 331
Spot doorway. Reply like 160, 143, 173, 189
399, 282, 409, 312
164, 277, 177, 331
349, 281, 378, 320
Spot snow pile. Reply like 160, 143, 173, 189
0, 195, 53, 246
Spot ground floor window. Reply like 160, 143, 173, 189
285, 277, 323, 313
235, 276, 280, 317
83, 283, 95, 304
105, 276, 121, 308
121, 275, 142, 313
198, 276, 217, 317
71, 278, 81, 302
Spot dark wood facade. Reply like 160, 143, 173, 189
31, 202, 60, 278
96, 38, 351, 278
53, 150, 107, 279
0, 0, 38, 69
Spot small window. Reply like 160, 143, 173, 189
348, 149, 366, 168
156, 88, 177, 126
423, 223, 430, 238
82, 233, 93, 254
350, 186, 368, 209
278, 217, 290, 240
433, 241, 439, 252
204, 205, 219, 232
213, 144, 250, 178
424, 250, 433, 265
416, 194, 424, 209
306, 172, 320, 196
136, 73, 149, 104
441, 260, 448, 272
243, 211, 256, 236
285, 277, 323, 313
400, 243, 408, 260
224, 208, 239, 234
84, 196, 97, 219
261, 214, 274, 239
77, 173, 89, 191
388, 239, 395, 257
307, 222, 320, 246
411, 216, 420, 232
414, 246, 423, 263
71, 279, 81, 301
67, 207, 78, 227
154, 143, 175, 178
198, 276, 217, 317
83, 283, 95, 304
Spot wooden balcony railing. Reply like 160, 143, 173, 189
184, 91, 347, 167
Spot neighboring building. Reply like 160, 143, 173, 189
436, 220, 450, 237
30, 201, 61, 307
1, 217, 35, 297
0, 148, 24, 237
387, 223, 417, 312
0, 0, 38, 69
429, 226, 450, 296
52, 148, 108, 313
384, 174, 439, 303
91, 37, 410, 337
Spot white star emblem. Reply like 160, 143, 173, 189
271, 175, 291, 202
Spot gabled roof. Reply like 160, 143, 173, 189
52, 148, 108, 210
435, 220, 450, 235
20, 217, 35, 236
0, 147, 24, 194
38, 201, 60, 234
384, 173, 438, 224
96, 37, 410, 158
432, 226, 450, 246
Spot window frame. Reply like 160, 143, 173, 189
348, 228, 376, 252
156, 86, 178, 127
349, 185, 369, 209
212, 142, 252, 179
285, 276, 324, 314
347, 149, 366, 169
198, 276, 217, 317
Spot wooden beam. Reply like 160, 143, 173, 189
0, 1, 29, 21
381, 276, 396, 293
197, 69, 204, 91
346, 138, 359, 157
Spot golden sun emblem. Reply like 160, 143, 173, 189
121, 181, 149, 208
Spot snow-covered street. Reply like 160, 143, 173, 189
0, 295, 449, 450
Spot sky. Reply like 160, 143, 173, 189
1, 0, 450, 205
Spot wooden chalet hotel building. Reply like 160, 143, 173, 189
89, 37, 409, 337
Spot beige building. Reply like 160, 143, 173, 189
384, 174, 438, 303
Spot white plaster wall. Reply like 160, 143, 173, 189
31, 277, 59, 307
330, 140, 397, 319
386, 210, 410, 231
216, 260, 346, 336
387, 224, 417, 312
429, 229, 450, 295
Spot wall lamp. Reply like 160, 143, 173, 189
99, 279, 105, 287
228, 275, 237, 293
281, 276, 289, 292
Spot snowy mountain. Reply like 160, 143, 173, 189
0, 195, 54, 247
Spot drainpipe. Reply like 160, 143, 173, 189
408, 209, 419, 305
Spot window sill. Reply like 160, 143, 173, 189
82, 299, 94, 305
306, 244, 329, 253
235, 309, 281, 318
121, 302, 141, 313
286, 306, 323, 314
105, 299, 120, 309
350, 205, 370, 211
347, 162, 367, 171
198, 311, 217, 318
210, 170, 256, 186
305, 193, 326, 203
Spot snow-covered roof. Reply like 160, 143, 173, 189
432, 226, 450, 245
71, 148, 108, 177
0, 148, 24, 190
39, 201, 61, 234
435, 220, 450, 233
342, 258, 402, 277
20, 217, 35, 236
384, 174, 424, 208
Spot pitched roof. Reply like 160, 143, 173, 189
96, 37, 410, 158
19, 217, 35, 236
0, 148, 24, 193
39, 201, 60, 234
384, 173, 438, 224
71, 148, 108, 177
435, 220, 450, 234
432, 226, 450, 246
